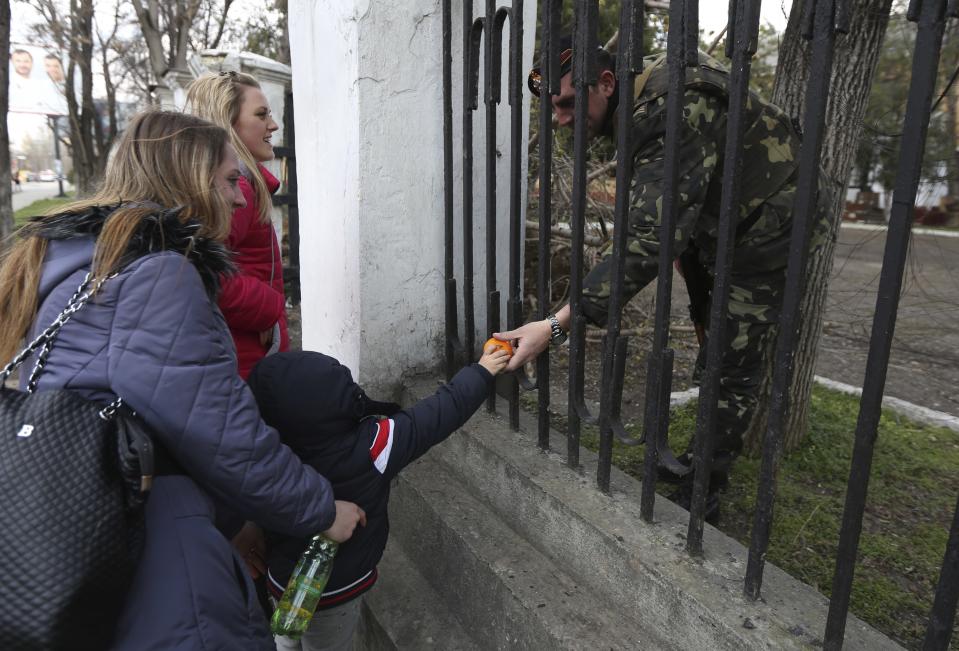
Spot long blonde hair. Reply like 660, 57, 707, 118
0, 110, 232, 363
185, 71, 272, 223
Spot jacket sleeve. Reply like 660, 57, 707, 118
106, 253, 335, 537
218, 274, 285, 333
580, 90, 725, 327
218, 177, 286, 332
367, 364, 493, 481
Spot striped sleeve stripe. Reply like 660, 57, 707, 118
369, 418, 395, 474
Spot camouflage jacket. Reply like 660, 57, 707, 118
581, 51, 818, 327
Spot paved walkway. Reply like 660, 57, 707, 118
815, 222, 959, 417
12, 181, 70, 213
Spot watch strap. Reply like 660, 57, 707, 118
546, 313, 567, 345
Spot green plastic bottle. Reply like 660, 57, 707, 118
270, 533, 339, 638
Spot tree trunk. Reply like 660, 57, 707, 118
742, 0, 894, 455
66, 0, 99, 194
132, 0, 168, 81
0, 0, 13, 240
276, 0, 290, 65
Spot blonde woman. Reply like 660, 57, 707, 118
186, 71, 289, 381
0, 111, 364, 650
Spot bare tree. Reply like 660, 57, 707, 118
26, 0, 124, 193
0, 0, 13, 239
131, 0, 196, 81
274, 0, 289, 65
194, 0, 235, 53
131, 0, 236, 83
742, 0, 896, 454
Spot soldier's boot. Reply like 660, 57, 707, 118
656, 451, 731, 489
667, 477, 721, 525
663, 452, 734, 525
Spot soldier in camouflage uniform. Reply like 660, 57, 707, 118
496, 38, 831, 522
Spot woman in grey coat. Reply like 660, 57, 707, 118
0, 111, 365, 650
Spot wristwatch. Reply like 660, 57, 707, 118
546, 313, 568, 345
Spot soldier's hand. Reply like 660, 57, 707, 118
493, 319, 551, 372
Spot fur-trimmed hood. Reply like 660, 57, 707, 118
28, 204, 234, 299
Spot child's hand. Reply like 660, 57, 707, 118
479, 340, 511, 376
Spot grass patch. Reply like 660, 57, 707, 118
564, 384, 958, 649
14, 194, 75, 226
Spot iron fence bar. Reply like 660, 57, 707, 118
802, 0, 818, 39
638, 0, 691, 521
443, 0, 461, 381
281, 90, 300, 305
907, 0, 922, 20
485, 0, 501, 413
568, 0, 599, 470
686, 0, 760, 556
823, 0, 950, 646
504, 3, 524, 430
464, 9, 483, 372
835, 0, 853, 33
744, 0, 840, 598
597, 0, 643, 493
685, 0, 699, 64
536, 0, 560, 451
923, 490, 959, 649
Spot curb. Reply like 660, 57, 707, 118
811, 375, 959, 433
841, 221, 959, 238
669, 377, 959, 434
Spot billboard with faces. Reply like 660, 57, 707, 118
9, 43, 69, 116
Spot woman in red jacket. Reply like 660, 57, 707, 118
186, 71, 288, 379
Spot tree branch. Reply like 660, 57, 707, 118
208, 0, 235, 50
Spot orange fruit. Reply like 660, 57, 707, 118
484, 337, 514, 356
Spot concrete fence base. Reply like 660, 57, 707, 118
355, 376, 900, 650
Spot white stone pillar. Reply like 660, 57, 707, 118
290, 0, 536, 394
155, 68, 194, 110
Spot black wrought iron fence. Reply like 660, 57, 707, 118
441, 0, 959, 648
272, 89, 300, 305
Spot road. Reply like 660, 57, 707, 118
816, 223, 959, 416
12, 181, 71, 212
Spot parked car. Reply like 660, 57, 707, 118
37, 170, 57, 182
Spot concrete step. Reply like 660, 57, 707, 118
355, 540, 480, 650
418, 381, 899, 651
387, 454, 666, 650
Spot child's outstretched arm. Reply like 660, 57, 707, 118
367, 341, 510, 480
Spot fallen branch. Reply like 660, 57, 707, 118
586, 159, 618, 183
584, 323, 698, 341
526, 220, 608, 247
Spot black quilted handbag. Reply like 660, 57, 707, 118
0, 273, 156, 651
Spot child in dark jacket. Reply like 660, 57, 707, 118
247, 343, 510, 651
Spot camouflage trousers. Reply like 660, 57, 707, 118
691, 313, 779, 486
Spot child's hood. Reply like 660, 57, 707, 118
247, 351, 368, 450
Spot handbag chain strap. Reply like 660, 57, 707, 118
1, 271, 122, 418
26, 274, 96, 392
